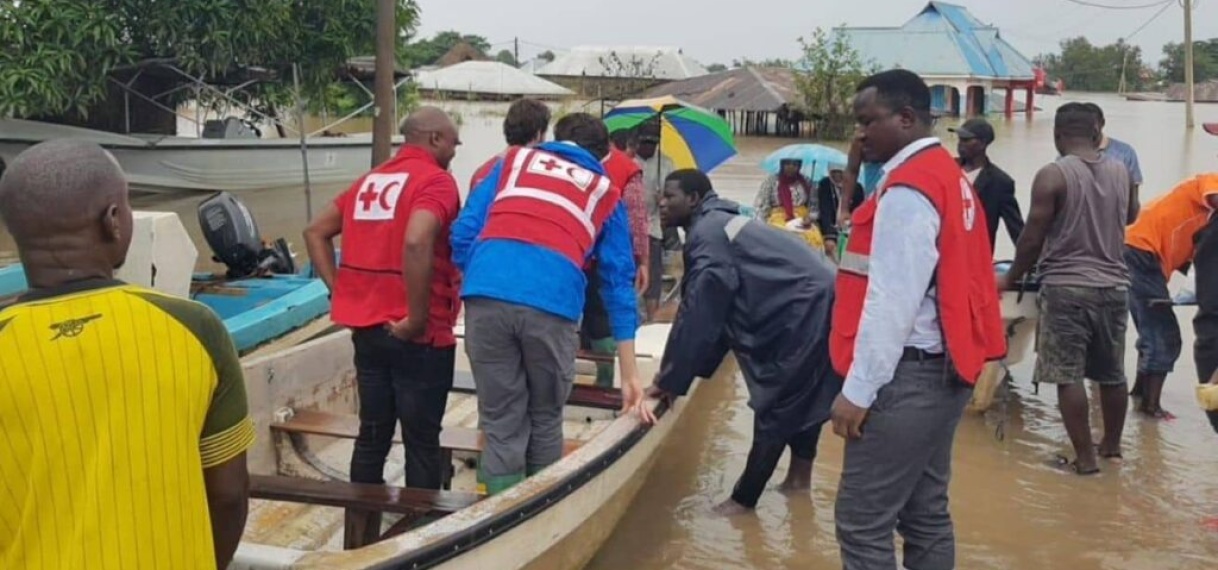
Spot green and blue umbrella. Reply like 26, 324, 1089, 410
603, 96, 737, 172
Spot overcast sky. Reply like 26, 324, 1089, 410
414, 0, 1216, 67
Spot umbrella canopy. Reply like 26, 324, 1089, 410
603, 95, 736, 172
759, 143, 848, 183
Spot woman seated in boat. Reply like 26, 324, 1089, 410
751, 158, 824, 248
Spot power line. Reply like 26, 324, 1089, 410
1123, 0, 1175, 41
1064, 0, 1173, 8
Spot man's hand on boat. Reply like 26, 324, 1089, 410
830, 393, 869, 439
386, 317, 426, 341
624, 379, 657, 425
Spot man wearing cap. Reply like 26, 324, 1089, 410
952, 118, 1024, 253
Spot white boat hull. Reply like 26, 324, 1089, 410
969, 289, 1039, 412
0, 118, 399, 193
230, 323, 734, 569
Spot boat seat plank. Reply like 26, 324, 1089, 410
249, 475, 480, 515
451, 371, 623, 410
272, 409, 584, 455
272, 409, 482, 452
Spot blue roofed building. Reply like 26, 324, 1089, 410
834, 2, 1038, 117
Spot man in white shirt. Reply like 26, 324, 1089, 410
829, 69, 1005, 570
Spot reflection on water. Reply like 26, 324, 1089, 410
2, 94, 1218, 569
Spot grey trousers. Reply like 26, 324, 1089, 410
835, 358, 972, 570
464, 298, 578, 477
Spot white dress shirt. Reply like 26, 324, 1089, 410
841, 137, 945, 409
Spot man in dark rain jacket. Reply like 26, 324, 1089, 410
646, 169, 842, 515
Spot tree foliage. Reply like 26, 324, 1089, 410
0, 0, 420, 120
495, 49, 518, 67
731, 57, 792, 68
401, 30, 491, 68
538, 50, 556, 63
705, 63, 728, 73
1035, 37, 1147, 92
793, 28, 876, 140
1159, 39, 1218, 84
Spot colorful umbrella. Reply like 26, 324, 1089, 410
603, 95, 737, 172
759, 143, 848, 183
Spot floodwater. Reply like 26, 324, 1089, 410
3, 94, 1218, 569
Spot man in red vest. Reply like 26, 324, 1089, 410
581, 139, 651, 386
303, 107, 462, 498
829, 70, 1005, 569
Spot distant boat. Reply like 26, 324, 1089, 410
0, 117, 399, 194
1126, 81, 1218, 103
0, 193, 332, 354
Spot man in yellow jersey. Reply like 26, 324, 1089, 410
0, 140, 254, 569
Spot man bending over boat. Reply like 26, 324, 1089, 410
304, 106, 463, 493
0, 140, 254, 569
452, 112, 653, 496
648, 169, 842, 516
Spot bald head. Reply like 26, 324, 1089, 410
398, 106, 460, 169
0, 140, 133, 284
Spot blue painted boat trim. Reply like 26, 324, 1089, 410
1, 263, 330, 352
220, 279, 331, 352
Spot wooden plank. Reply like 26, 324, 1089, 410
249, 475, 481, 515
451, 371, 623, 410
272, 409, 482, 452
272, 409, 588, 454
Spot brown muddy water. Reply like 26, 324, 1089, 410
2, 94, 1218, 569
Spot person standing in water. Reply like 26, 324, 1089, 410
1081, 102, 1143, 202
1000, 102, 1139, 475
452, 113, 651, 495
634, 123, 676, 321
0, 140, 253, 569
951, 117, 1024, 253
830, 69, 1005, 569
648, 169, 841, 516
1124, 174, 1218, 418
817, 163, 865, 262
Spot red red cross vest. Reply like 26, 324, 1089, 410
829, 144, 1006, 384
479, 146, 622, 267
330, 146, 460, 347
603, 147, 641, 191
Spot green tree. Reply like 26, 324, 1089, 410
495, 49, 518, 67
1037, 37, 1147, 92
402, 30, 491, 68
0, 0, 421, 119
731, 57, 792, 68
1159, 40, 1218, 83
538, 50, 556, 63
706, 63, 728, 73
794, 28, 876, 140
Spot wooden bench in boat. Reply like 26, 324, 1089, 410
450, 369, 624, 410
270, 409, 583, 484
249, 474, 481, 549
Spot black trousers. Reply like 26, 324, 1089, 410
349, 327, 455, 489
730, 420, 824, 508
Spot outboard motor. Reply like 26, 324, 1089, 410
197, 192, 296, 279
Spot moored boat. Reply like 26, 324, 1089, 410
231, 323, 736, 569
968, 261, 1039, 412
0, 193, 331, 355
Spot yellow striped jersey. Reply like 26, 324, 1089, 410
0, 279, 255, 569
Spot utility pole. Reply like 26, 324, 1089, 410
1185, 0, 1195, 129
514, 37, 520, 67
372, 0, 396, 166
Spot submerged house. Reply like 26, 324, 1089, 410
536, 46, 707, 98
413, 61, 574, 100
835, 1, 1037, 117
642, 67, 808, 137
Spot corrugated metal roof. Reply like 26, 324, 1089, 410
835, 1, 1034, 80
640, 67, 798, 112
536, 46, 707, 80
413, 61, 574, 98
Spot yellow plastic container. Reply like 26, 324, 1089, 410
1197, 383, 1218, 411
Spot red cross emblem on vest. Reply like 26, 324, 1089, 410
526, 153, 594, 191
354, 173, 409, 221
